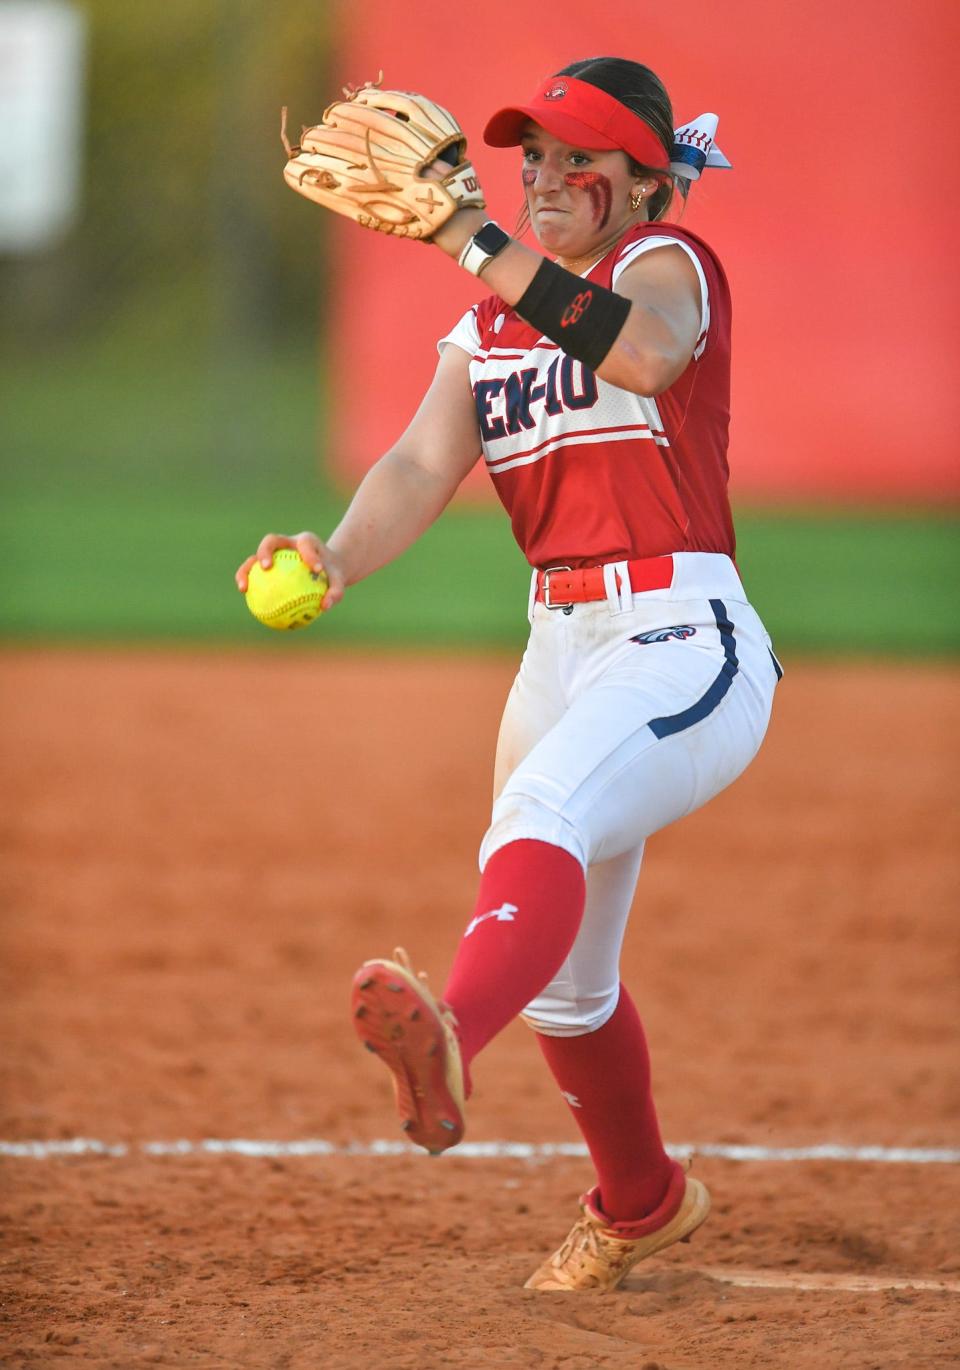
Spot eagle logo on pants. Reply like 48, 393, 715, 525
630, 626, 697, 645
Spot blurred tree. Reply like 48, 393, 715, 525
0, 0, 331, 353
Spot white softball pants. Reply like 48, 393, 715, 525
479, 552, 781, 1037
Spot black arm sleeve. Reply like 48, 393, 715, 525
514, 259, 631, 371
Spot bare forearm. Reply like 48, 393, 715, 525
325, 449, 459, 587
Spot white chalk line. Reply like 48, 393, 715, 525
1, 1138, 959, 1163
695, 1268, 960, 1295
3, 1141, 956, 1298
4, 1139, 956, 1299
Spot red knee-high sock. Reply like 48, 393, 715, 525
443, 839, 586, 1068
536, 984, 680, 1226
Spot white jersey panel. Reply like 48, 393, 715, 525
438, 305, 481, 357
468, 339, 670, 479
612, 236, 711, 360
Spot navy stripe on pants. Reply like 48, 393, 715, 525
648, 599, 738, 740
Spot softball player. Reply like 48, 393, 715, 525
237, 56, 781, 1291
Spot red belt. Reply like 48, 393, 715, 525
535, 556, 674, 610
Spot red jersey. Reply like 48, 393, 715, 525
439, 223, 735, 568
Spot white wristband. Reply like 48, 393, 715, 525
458, 221, 511, 277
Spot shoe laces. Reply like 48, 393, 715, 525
393, 946, 421, 980
556, 1214, 604, 1267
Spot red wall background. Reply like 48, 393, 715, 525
319, 0, 958, 502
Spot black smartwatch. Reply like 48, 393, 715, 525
458, 221, 511, 276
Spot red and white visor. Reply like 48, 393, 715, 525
484, 75, 671, 170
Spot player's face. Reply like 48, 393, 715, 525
520, 123, 641, 259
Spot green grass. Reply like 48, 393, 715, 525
1, 339, 957, 654
3, 483, 956, 656
0, 479, 531, 646
735, 511, 959, 657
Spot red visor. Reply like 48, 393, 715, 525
484, 75, 670, 171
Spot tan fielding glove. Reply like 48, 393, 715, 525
281, 78, 486, 239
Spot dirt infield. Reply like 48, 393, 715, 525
1, 649, 958, 1368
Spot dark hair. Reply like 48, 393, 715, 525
555, 57, 677, 222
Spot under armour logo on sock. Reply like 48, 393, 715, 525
561, 1090, 582, 1108
464, 902, 518, 937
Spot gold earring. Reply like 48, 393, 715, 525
630, 189, 645, 211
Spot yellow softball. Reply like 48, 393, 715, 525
245, 548, 328, 631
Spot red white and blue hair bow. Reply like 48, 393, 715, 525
670, 114, 732, 183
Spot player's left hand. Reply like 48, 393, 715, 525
235, 530, 345, 612
420, 163, 488, 259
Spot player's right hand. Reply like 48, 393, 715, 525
235, 530, 345, 611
